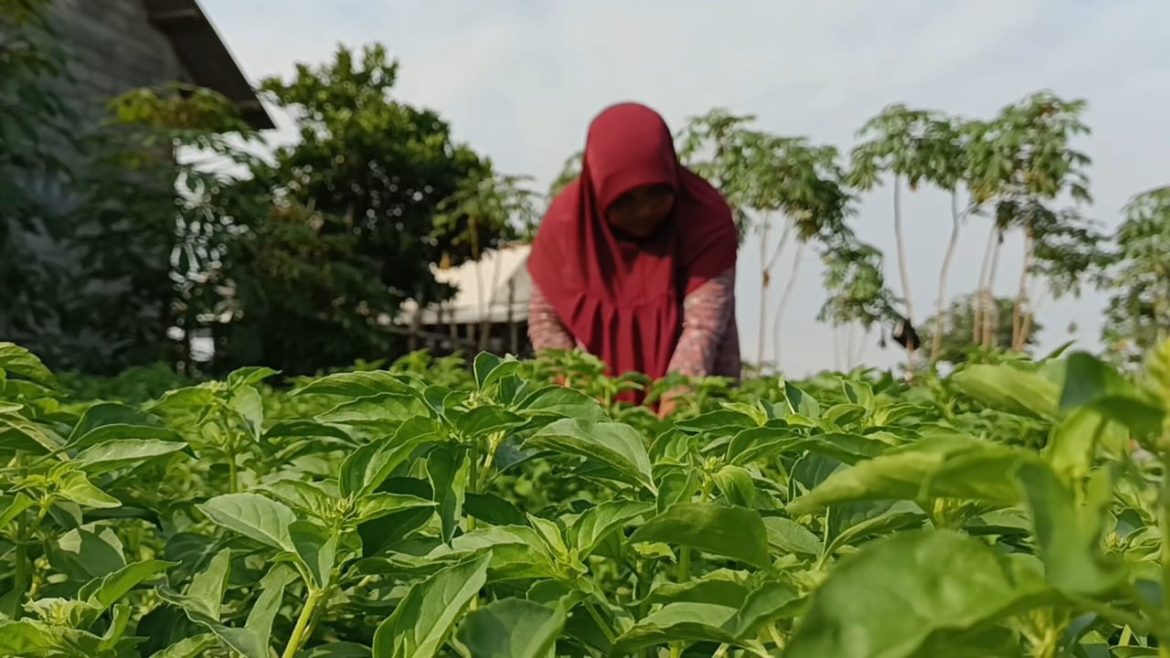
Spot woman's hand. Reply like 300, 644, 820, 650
657, 387, 689, 419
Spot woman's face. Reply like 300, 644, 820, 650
605, 184, 676, 238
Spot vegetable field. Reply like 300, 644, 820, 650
2, 341, 1169, 658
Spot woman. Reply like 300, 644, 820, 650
527, 102, 741, 412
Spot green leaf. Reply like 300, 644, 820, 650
641, 569, 750, 607
526, 419, 654, 491
785, 382, 822, 417
673, 409, 758, 433
452, 405, 526, 437
0, 620, 57, 655
52, 527, 126, 581
0, 493, 33, 529
57, 470, 122, 508
372, 553, 491, 658
339, 418, 441, 498
227, 366, 280, 389
243, 564, 296, 650
81, 559, 175, 612
951, 364, 1059, 419
1059, 352, 1130, 410
473, 352, 521, 392
611, 603, 738, 652
712, 465, 757, 507
263, 420, 353, 444
355, 493, 436, 524
456, 597, 566, 658
198, 493, 297, 552
1045, 407, 1127, 482
570, 500, 655, 558
147, 386, 217, 415
785, 530, 1054, 658
518, 386, 607, 422
762, 516, 823, 557
148, 634, 218, 658
185, 548, 232, 620
1016, 462, 1125, 596
74, 439, 187, 473
427, 445, 470, 543
464, 492, 526, 526
630, 502, 771, 568
0, 342, 56, 387
789, 435, 1035, 513
261, 478, 337, 520
295, 370, 416, 398
230, 384, 265, 441
291, 521, 337, 588
0, 414, 64, 454
67, 402, 167, 446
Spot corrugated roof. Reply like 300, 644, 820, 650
143, 0, 274, 129
399, 245, 532, 325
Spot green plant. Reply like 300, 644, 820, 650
3, 328, 1170, 657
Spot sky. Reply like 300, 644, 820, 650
199, 0, 1170, 376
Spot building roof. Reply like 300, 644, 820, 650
142, 0, 274, 129
398, 245, 533, 326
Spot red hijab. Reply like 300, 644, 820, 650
527, 103, 738, 393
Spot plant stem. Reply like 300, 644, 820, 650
931, 192, 963, 364
673, 545, 687, 655
282, 587, 323, 658
227, 453, 239, 494
1160, 452, 1170, 656
584, 600, 616, 643
10, 509, 29, 619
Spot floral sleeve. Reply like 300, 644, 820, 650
667, 266, 736, 378
528, 283, 576, 352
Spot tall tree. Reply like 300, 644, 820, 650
678, 110, 851, 370
211, 44, 515, 374
849, 105, 967, 367
1101, 187, 1170, 368
964, 92, 1099, 352
818, 231, 897, 369
919, 293, 1042, 367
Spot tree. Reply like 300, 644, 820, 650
678, 110, 852, 371
67, 85, 264, 374
206, 44, 515, 374
0, 0, 75, 363
849, 105, 968, 367
920, 293, 1042, 367
1101, 187, 1170, 368
818, 231, 897, 370
964, 92, 1100, 352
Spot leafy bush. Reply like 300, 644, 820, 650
1, 340, 1168, 657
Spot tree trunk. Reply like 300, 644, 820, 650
771, 241, 803, 372
757, 213, 772, 370
972, 222, 998, 346
982, 232, 1004, 349
892, 178, 917, 366
930, 191, 963, 365
1011, 231, 1035, 352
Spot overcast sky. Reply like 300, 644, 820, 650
200, 0, 1170, 376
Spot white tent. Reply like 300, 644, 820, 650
397, 244, 532, 326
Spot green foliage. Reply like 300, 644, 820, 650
0, 0, 75, 357
1103, 187, 1170, 368
920, 294, 1043, 366
3, 340, 1170, 657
